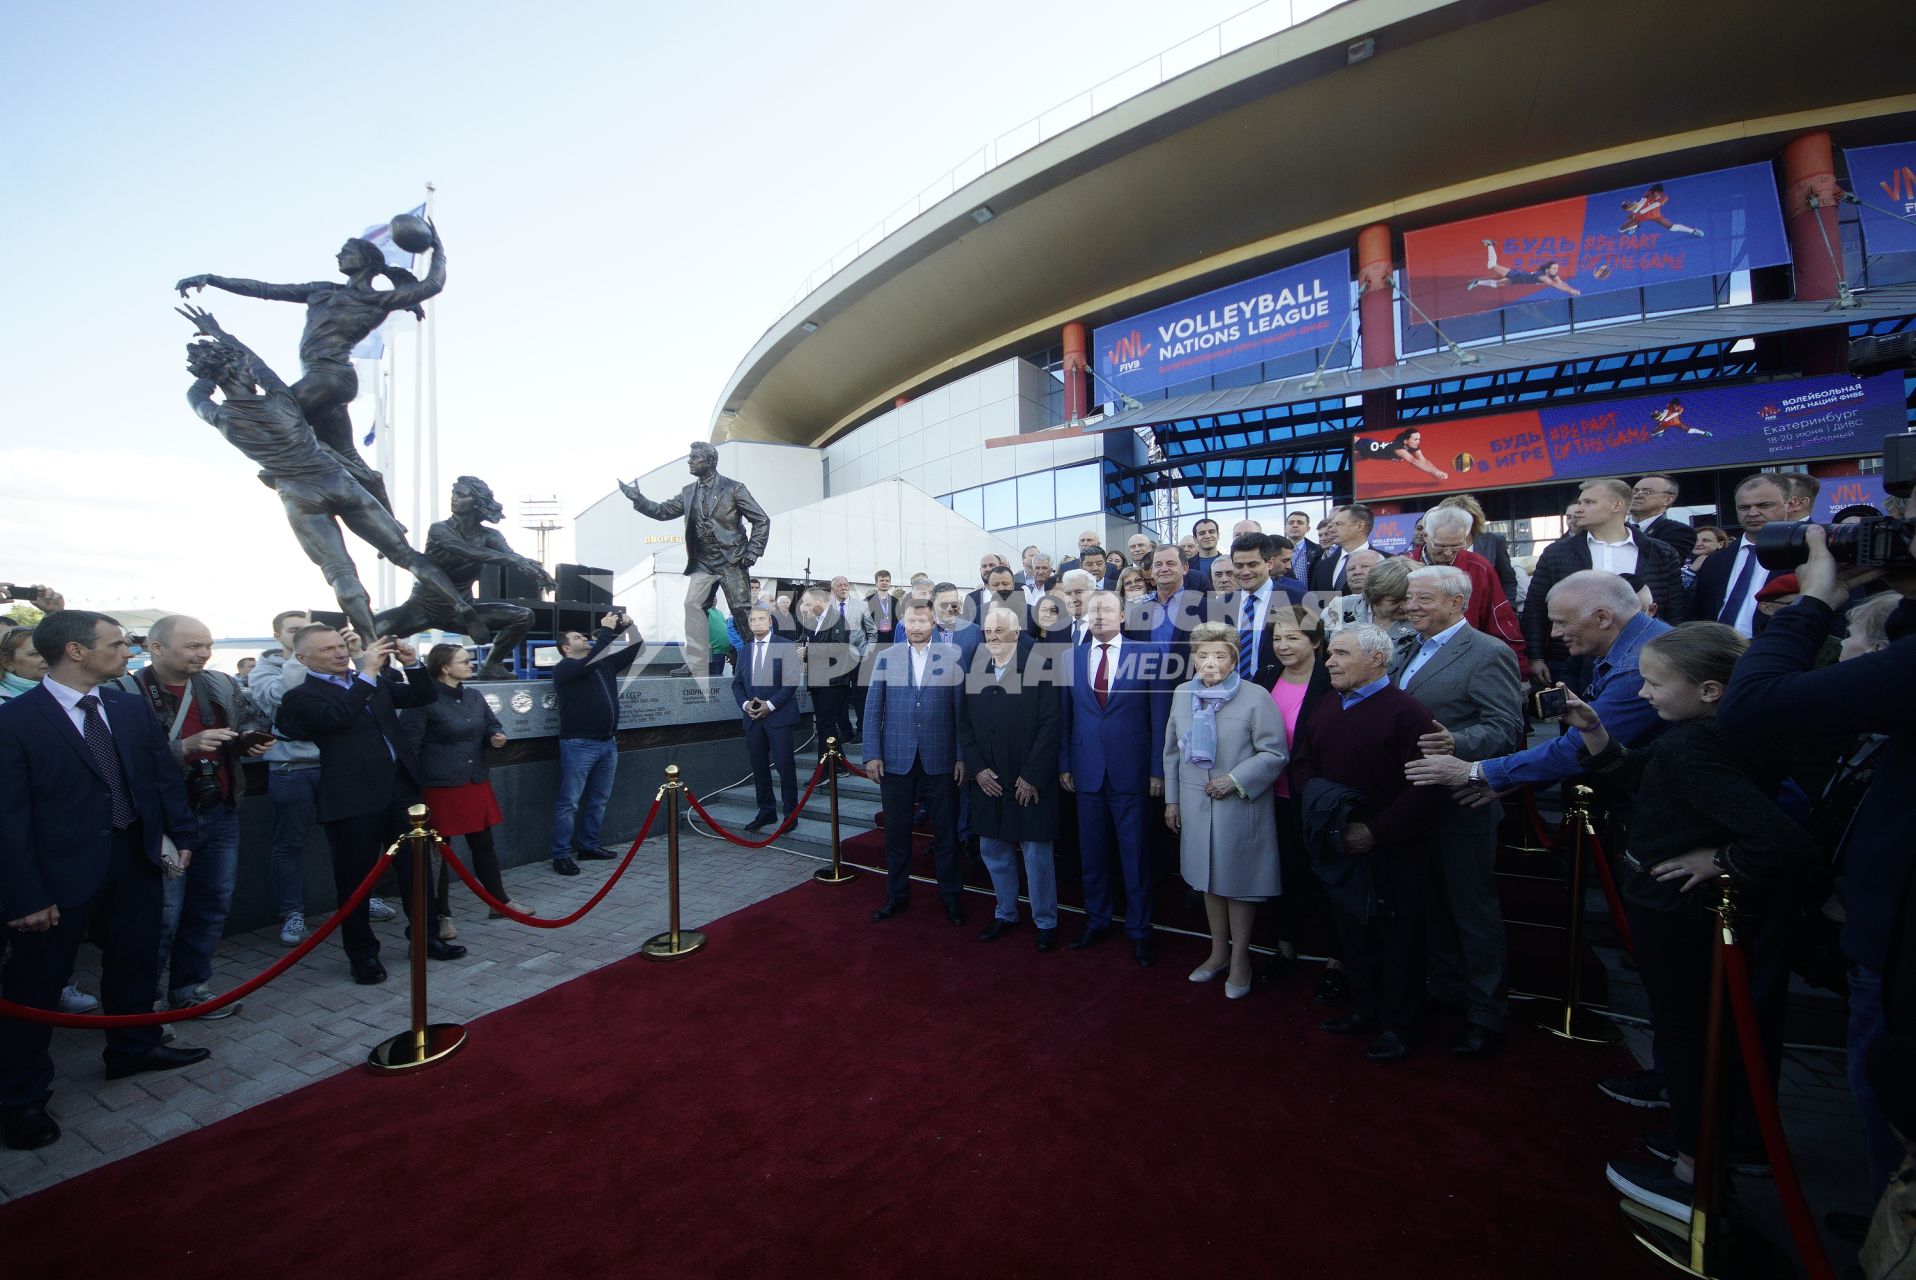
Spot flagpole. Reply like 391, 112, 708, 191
376, 358, 396, 609
412, 284, 425, 550
424, 181, 439, 529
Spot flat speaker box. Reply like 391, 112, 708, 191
479, 563, 550, 601
556, 563, 613, 608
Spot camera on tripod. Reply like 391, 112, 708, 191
1755, 429, 1916, 572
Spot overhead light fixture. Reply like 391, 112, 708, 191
1347, 36, 1375, 64
800, 320, 819, 333
969, 206, 995, 225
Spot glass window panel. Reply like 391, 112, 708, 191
953, 487, 983, 527
1017, 471, 1055, 522
983, 479, 1018, 529
1054, 464, 1100, 517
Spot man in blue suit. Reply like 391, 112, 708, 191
732, 604, 802, 830
1060, 591, 1172, 966
0, 612, 211, 1151
1691, 473, 1789, 637
864, 600, 968, 923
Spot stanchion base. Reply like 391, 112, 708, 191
642, 930, 707, 960
1526, 1000, 1623, 1044
366, 1023, 467, 1074
1618, 1199, 1796, 1278
812, 865, 858, 884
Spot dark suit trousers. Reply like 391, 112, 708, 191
322, 767, 428, 964
879, 760, 960, 904
0, 826, 164, 1109
809, 685, 849, 754
745, 714, 797, 819
1078, 790, 1152, 938
1424, 805, 1508, 1032
1332, 846, 1426, 1037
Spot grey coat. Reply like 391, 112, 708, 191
1162, 679, 1288, 900
399, 682, 504, 788
1387, 622, 1524, 835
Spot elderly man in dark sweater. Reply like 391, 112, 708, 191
1292, 623, 1446, 1064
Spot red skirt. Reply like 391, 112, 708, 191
421, 781, 504, 837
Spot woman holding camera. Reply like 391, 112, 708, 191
1550, 623, 1813, 1223
402, 643, 526, 934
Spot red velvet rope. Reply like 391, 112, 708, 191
1579, 821, 1635, 958
436, 795, 664, 928
1522, 787, 1556, 847
1721, 940, 1838, 1280
0, 839, 394, 1028
683, 759, 828, 849
839, 757, 869, 780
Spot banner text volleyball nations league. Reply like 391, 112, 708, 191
1353, 372, 1907, 501
1093, 251, 1351, 399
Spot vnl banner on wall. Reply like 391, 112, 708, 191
1353, 372, 1908, 501
1842, 141, 1916, 255
1093, 250, 1351, 399
1402, 162, 1790, 325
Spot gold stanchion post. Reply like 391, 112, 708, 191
1530, 784, 1621, 1044
643, 765, 707, 960
813, 736, 857, 885
367, 804, 468, 1073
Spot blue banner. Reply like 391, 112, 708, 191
1093, 250, 1351, 399
1844, 141, 1916, 256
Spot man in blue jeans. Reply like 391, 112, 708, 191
550, 611, 643, 875
114, 615, 271, 1016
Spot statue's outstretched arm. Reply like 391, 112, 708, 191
176, 274, 326, 303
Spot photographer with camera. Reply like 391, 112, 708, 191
1719, 518, 1916, 1213
548, 609, 643, 876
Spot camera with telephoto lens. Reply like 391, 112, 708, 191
1754, 429, 1916, 572
184, 759, 223, 810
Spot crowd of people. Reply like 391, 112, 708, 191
2, 471, 1911, 1257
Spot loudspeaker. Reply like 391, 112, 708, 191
556, 563, 613, 608
479, 563, 549, 601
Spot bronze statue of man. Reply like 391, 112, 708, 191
176, 221, 447, 515
373, 476, 556, 681
620, 442, 769, 677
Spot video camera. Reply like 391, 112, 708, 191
1755, 429, 1915, 572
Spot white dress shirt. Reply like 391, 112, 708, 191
1585, 530, 1639, 576
43, 673, 108, 737
907, 641, 932, 686
1088, 633, 1123, 684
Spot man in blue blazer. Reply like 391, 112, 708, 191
864, 600, 968, 922
0, 612, 210, 1151
1690, 473, 1790, 637
732, 604, 802, 830
1060, 591, 1172, 966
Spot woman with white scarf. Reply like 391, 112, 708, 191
1163, 622, 1288, 998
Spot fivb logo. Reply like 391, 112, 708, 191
1105, 330, 1146, 376
1880, 160, 1916, 215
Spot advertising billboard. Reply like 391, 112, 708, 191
1402, 162, 1790, 325
1843, 141, 1916, 256
1093, 250, 1351, 399
1353, 372, 1908, 501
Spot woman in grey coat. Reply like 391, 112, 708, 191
1163, 622, 1288, 999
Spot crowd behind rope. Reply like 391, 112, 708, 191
3, 474, 1913, 1261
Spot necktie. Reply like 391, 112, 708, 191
838, 601, 846, 619
754, 640, 768, 687
1237, 592, 1257, 681
1718, 547, 1757, 626
77, 695, 136, 829
1094, 643, 1110, 709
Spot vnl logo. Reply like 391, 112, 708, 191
1106, 330, 1146, 375
1879, 162, 1916, 214
1758, 404, 1779, 420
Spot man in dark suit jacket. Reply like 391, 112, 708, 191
1690, 473, 1791, 637
0, 612, 209, 1150
795, 586, 859, 769
275, 625, 460, 985
1285, 512, 1321, 586
1629, 474, 1699, 561
864, 601, 967, 922
1309, 505, 1382, 595
1219, 533, 1289, 689
1060, 592, 1172, 966
1391, 566, 1525, 1057
733, 605, 802, 829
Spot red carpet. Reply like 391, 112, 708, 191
1, 882, 1660, 1279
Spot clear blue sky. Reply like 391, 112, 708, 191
1, 0, 1259, 634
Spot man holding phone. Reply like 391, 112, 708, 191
733, 604, 800, 831
548, 609, 643, 875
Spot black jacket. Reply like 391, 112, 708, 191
1637, 514, 1697, 562
1472, 531, 1520, 607
1521, 528, 1687, 663
276, 666, 436, 824
400, 682, 504, 789
957, 646, 1063, 844
1689, 539, 1775, 628
552, 627, 641, 740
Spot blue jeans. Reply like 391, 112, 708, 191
157, 804, 241, 1003
1847, 964, 1904, 1197
979, 837, 1057, 929
551, 737, 618, 861
267, 765, 321, 919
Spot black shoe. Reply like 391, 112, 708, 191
1319, 1014, 1380, 1037
553, 857, 581, 877
2, 1104, 60, 1151
1607, 1157, 1694, 1221
944, 899, 967, 925
1132, 937, 1156, 968
1449, 1026, 1505, 1059
1035, 927, 1058, 952
978, 918, 1018, 942
103, 1044, 211, 1080
352, 959, 389, 985
743, 812, 777, 832
1364, 1032, 1411, 1064
426, 938, 467, 961
1067, 924, 1114, 951
575, 847, 616, 861
1256, 952, 1296, 984
871, 899, 909, 922
1598, 1068, 1670, 1110
1314, 967, 1350, 1003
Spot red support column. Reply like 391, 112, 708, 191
1356, 223, 1396, 434
1779, 131, 1849, 375
1062, 321, 1091, 423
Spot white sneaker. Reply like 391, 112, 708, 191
168, 991, 240, 1021
59, 984, 99, 1014
279, 912, 308, 947
367, 897, 397, 922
